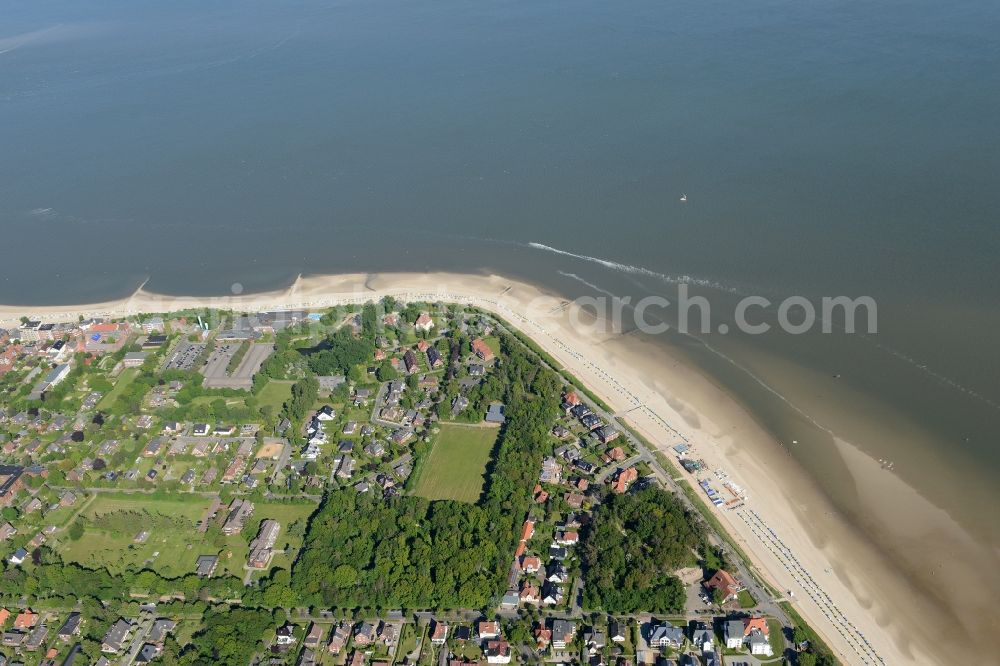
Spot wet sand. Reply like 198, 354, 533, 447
2, 271, 995, 662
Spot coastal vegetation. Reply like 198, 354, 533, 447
581, 486, 702, 613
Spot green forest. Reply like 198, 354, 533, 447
581, 486, 703, 613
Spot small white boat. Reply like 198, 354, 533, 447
680, 194, 688, 202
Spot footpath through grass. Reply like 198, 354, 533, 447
96, 367, 139, 410
411, 424, 498, 503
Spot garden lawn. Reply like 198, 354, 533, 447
738, 588, 757, 608
96, 367, 140, 410
411, 424, 497, 503
257, 379, 294, 412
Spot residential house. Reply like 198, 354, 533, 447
135, 643, 159, 663
430, 621, 448, 645
584, 628, 606, 653
101, 619, 132, 653
403, 350, 418, 374
704, 569, 741, 602
478, 621, 501, 641
56, 613, 81, 641
148, 619, 175, 645
596, 426, 620, 445
550, 620, 576, 650
741, 617, 772, 656
519, 582, 540, 605
471, 338, 494, 362
556, 531, 579, 546
690, 624, 713, 652
485, 639, 511, 664
451, 395, 469, 415
274, 624, 297, 646
426, 346, 443, 368
221, 499, 254, 535
521, 555, 542, 573
22, 622, 48, 651
612, 467, 638, 494
485, 403, 505, 424
648, 624, 684, 649
327, 623, 350, 654
541, 582, 564, 606
539, 457, 562, 484
724, 620, 743, 650
546, 564, 569, 583
303, 623, 324, 648
414, 314, 434, 332
14, 610, 38, 630
353, 622, 378, 647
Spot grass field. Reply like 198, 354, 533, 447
257, 379, 294, 412
60, 494, 317, 578
96, 367, 139, 410
411, 424, 498, 503
61, 494, 213, 577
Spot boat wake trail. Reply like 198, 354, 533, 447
529, 242, 742, 295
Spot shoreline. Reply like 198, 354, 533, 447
0, 271, 986, 662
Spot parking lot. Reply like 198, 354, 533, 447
201, 343, 274, 389
201, 343, 240, 382
162, 342, 206, 371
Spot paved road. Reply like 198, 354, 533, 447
492, 320, 790, 627
594, 452, 650, 483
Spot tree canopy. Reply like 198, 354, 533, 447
581, 486, 702, 614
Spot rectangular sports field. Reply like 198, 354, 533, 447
412, 424, 498, 503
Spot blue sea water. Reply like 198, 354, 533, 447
2, 0, 999, 648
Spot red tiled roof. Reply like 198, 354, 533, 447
14, 610, 38, 629
471, 338, 494, 360
744, 616, 769, 636
706, 569, 741, 596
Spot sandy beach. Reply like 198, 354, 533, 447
2, 272, 992, 663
